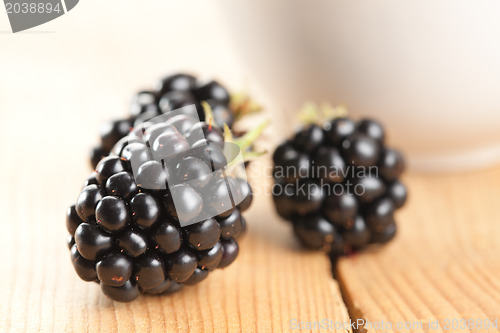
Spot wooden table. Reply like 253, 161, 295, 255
1, 139, 500, 332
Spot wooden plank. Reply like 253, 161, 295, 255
337, 169, 500, 333
0, 151, 351, 333
4, 100, 500, 332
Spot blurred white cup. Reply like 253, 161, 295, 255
215, 0, 500, 171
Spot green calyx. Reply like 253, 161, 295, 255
230, 92, 263, 121
201, 101, 216, 128
298, 102, 348, 125
225, 121, 269, 162
202, 101, 268, 163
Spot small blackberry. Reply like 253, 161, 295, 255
68, 106, 265, 302
90, 73, 260, 169
272, 105, 407, 257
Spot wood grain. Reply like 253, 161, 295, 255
337, 168, 500, 333
0, 148, 350, 332
2, 109, 500, 332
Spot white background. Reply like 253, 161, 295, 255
0, 1, 278, 167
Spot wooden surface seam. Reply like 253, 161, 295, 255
3, 141, 500, 332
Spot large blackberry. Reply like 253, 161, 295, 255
272, 105, 407, 257
68, 105, 263, 302
91, 73, 260, 169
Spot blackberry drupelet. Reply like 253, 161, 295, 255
68, 110, 258, 302
272, 107, 407, 257
90, 73, 259, 169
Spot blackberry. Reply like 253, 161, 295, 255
272, 105, 407, 257
67, 105, 265, 302
90, 73, 260, 169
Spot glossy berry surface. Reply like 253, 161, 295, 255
76, 185, 103, 221
293, 125, 324, 151
66, 205, 83, 236
89, 73, 241, 169
218, 210, 244, 239
96, 253, 133, 287
272, 116, 407, 257
74, 222, 113, 261
68, 104, 252, 302
130, 193, 159, 228
156, 73, 197, 96
95, 156, 127, 184
193, 80, 230, 106
218, 238, 239, 268
167, 249, 197, 282
95, 196, 129, 232
154, 220, 182, 254
197, 242, 223, 270
101, 280, 140, 303
185, 218, 220, 251
119, 230, 148, 257
100, 119, 133, 152
130, 91, 158, 117
135, 253, 166, 290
